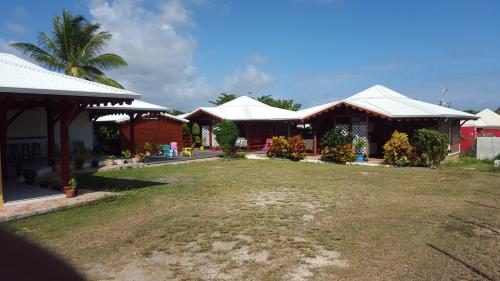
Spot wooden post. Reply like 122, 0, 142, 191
246, 124, 250, 152
312, 121, 318, 155
209, 123, 213, 148
59, 106, 71, 191
46, 109, 55, 169
129, 113, 136, 156
0, 107, 6, 208
348, 109, 353, 133
365, 115, 370, 160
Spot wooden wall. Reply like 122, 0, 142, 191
120, 116, 184, 152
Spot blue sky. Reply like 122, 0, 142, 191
1, 0, 499, 111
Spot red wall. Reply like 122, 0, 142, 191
478, 128, 500, 137
460, 126, 476, 152
120, 116, 184, 152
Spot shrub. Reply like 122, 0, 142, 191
213, 120, 240, 158
411, 128, 449, 167
181, 123, 190, 136
383, 131, 414, 166
287, 135, 307, 161
144, 142, 153, 153
267, 136, 289, 158
353, 139, 366, 155
320, 128, 355, 163
121, 149, 131, 159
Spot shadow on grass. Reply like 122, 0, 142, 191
464, 200, 500, 210
473, 189, 500, 197
426, 243, 495, 281
75, 173, 167, 192
448, 215, 499, 235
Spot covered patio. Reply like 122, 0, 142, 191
296, 85, 478, 157
0, 53, 141, 207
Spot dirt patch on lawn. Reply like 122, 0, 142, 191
252, 190, 295, 207
288, 246, 349, 281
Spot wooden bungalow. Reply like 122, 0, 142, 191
95, 111, 187, 153
183, 96, 299, 151
296, 85, 478, 157
460, 109, 500, 151
88, 100, 168, 155
0, 53, 141, 207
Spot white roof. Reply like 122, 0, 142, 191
463, 109, 500, 128
96, 112, 187, 123
88, 100, 168, 112
0, 53, 140, 99
297, 85, 477, 120
184, 96, 299, 121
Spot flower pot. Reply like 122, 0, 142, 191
145, 151, 151, 156
66, 189, 75, 198
356, 154, 364, 162
105, 159, 114, 167
63, 186, 69, 193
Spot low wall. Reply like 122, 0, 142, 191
476, 137, 500, 160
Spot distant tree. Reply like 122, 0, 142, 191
496, 107, 500, 114
10, 10, 127, 88
463, 109, 479, 114
209, 93, 237, 106
166, 109, 185, 116
257, 95, 302, 111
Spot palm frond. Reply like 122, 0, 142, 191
79, 31, 112, 60
88, 53, 127, 71
90, 75, 125, 89
9, 42, 65, 71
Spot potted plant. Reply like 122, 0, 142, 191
106, 155, 115, 167
144, 142, 153, 156
66, 177, 77, 198
353, 139, 366, 162
74, 156, 85, 169
121, 149, 131, 164
133, 152, 145, 163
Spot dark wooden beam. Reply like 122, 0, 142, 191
6, 108, 27, 127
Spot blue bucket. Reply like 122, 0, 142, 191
356, 155, 364, 162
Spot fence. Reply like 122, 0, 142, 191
476, 137, 500, 160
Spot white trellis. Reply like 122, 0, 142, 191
336, 122, 368, 154
202, 125, 210, 147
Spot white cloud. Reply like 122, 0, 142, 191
89, 0, 213, 110
221, 65, 275, 95
246, 54, 268, 65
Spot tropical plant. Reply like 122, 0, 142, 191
287, 135, 307, 161
67, 177, 77, 190
267, 136, 289, 158
353, 139, 366, 155
411, 128, 449, 167
383, 131, 414, 166
181, 123, 190, 136
144, 142, 153, 153
209, 93, 237, 105
257, 95, 302, 111
10, 10, 127, 88
213, 120, 240, 158
320, 128, 355, 163
97, 126, 119, 142
121, 149, 131, 159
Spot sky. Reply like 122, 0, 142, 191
0, 0, 499, 112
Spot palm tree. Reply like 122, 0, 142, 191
10, 10, 127, 88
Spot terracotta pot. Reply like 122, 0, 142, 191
105, 159, 114, 167
63, 186, 69, 193
145, 151, 151, 156
66, 189, 75, 198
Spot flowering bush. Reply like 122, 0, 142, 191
321, 143, 356, 163
320, 128, 355, 163
267, 136, 289, 158
383, 131, 414, 166
287, 135, 307, 161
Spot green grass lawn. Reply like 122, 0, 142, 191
3, 160, 500, 280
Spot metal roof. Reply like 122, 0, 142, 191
297, 85, 478, 120
463, 109, 500, 128
95, 112, 187, 123
88, 100, 168, 112
184, 96, 299, 121
0, 53, 140, 99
